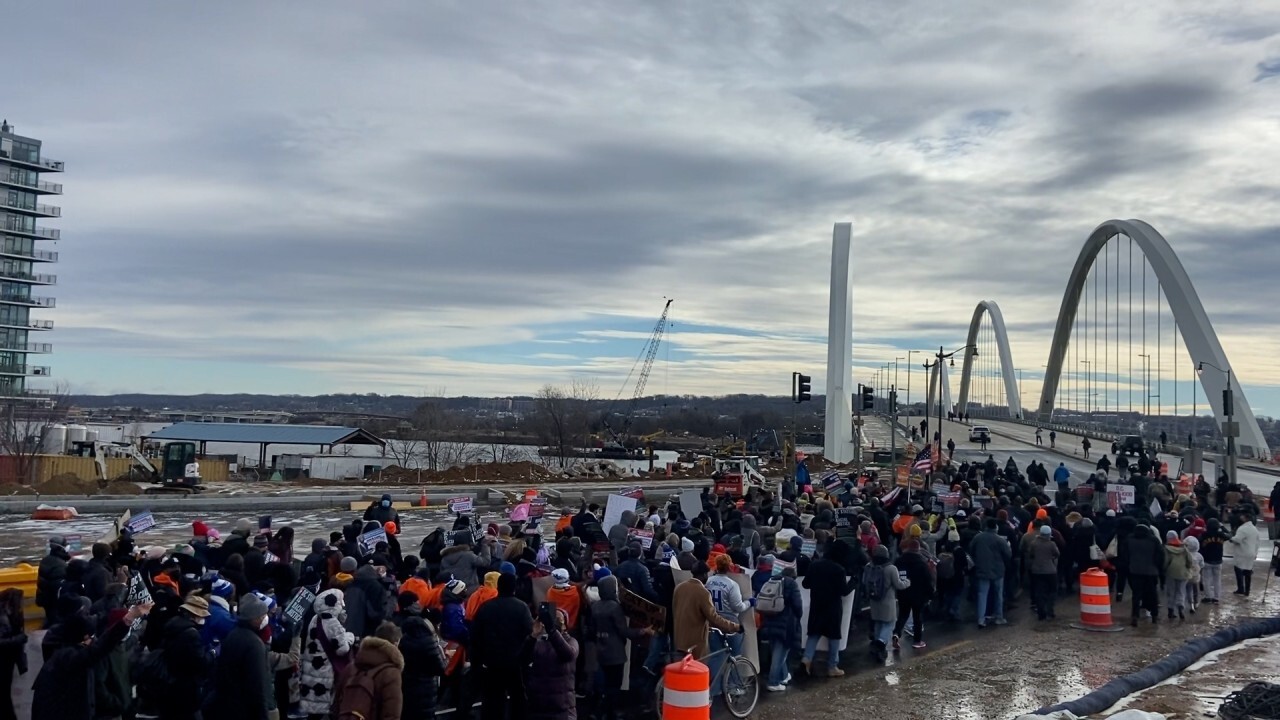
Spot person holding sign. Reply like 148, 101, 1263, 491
31, 601, 153, 720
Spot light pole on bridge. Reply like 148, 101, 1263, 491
1197, 361, 1236, 486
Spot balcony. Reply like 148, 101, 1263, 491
0, 270, 56, 285
0, 386, 53, 402
0, 199, 60, 218
0, 342, 52, 353
0, 295, 54, 308
0, 175, 61, 195
1, 224, 59, 240
0, 248, 57, 263
0, 149, 63, 173
0, 365, 51, 377
0, 319, 53, 331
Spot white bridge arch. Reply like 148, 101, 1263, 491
1037, 219, 1269, 458
957, 300, 1022, 418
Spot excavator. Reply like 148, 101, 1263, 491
80, 440, 205, 495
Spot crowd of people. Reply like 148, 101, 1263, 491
12, 454, 1280, 720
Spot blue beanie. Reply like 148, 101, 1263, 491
593, 565, 612, 583
499, 561, 517, 577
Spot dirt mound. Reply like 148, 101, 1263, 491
376, 461, 558, 485
102, 480, 143, 495
0, 484, 37, 496
37, 473, 98, 495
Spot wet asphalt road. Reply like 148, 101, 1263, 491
746, 559, 1280, 720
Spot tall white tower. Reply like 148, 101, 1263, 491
823, 223, 855, 463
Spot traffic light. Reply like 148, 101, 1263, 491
793, 373, 812, 403
889, 388, 898, 413
860, 383, 874, 410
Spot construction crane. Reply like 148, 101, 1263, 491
602, 298, 673, 446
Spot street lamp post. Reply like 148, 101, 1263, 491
1017, 369, 1024, 418
926, 344, 979, 472
906, 350, 918, 424
1197, 361, 1235, 485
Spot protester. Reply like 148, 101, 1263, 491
207, 592, 273, 719
333, 621, 404, 720
399, 616, 446, 720
0, 589, 25, 720
1229, 512, 1261, 596
32, 602, 151, 720
470, 573, 533, 720
299, 589, 356, 718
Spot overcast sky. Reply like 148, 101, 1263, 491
7, 2, 1280, 414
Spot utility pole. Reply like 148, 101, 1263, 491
890, 383, 898, 487
1198, 362, 1236, 485
906, 350, 917, 426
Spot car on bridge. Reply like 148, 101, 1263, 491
1118, 435, 1146, 455
969, 425, 991, 442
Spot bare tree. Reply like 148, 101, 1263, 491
488, 441, 530, 464
570, 377, 600, 449
0, 384, 71, 485
384, 437, 429, 468
536, 384, 571, 468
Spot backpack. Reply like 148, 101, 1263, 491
755, 577, 786, 615
336, 668, 382, 720
861, 564, 888, 602
936, 552, 956, 580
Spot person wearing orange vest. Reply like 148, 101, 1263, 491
402, 568, 444, 612
465, 572, 500, 620
545, 568, 583, 631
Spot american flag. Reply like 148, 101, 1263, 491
912, 446, 933, 472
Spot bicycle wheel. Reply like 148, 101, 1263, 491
722, 656, 759, 718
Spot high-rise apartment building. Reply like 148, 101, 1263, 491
0, 120, 59, 400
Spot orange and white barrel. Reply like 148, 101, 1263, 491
1078, 568, 1114, 629
663, 656, 711, 720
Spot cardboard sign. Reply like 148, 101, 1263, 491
283, 586, 316, 627
358, 527, 387, 555
64, 534, 82, 554
126, 510, 156, 536
619, 486, 645, 500
603, 494, 637, 533
620, 586, 667, 632
258, 516, 272, 534
679, 489, 702, 521
529, 497, 547, 519
820, 472, 842, 491
627, 528, 654, 550
800, 539, 817, 557
448, 497, 473, 513
126, 571, 152, 607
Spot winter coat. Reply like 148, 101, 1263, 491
31, 617, 129, 720
333, 636, 404, 720
869, 561, 911, 623
527, 627, 579, 720
757, 576, 803, 649
82, 558, 111, 603
615, 558, 658, 603
157, 613, 212, 718
1229, 521, 1261, 567
206, 621, 272, 720
1126, 528, 1166, 579
36, 548, 69, 614
969, 530, 1012, 580
438, 543, 492, 588
299, 589, 356, 716
440, 597, 469, 644
344, 565, 388, 637
1025, 535, 1060, 576
470, 592, 533, 671
673, 578, 739, 660
92, 630, 131, 719
608, 510, 638, 554
399, 617, 446, 720
895, 551, 935, 606
200, 595, 236, 649
588, 576, 644, 667
803, 557, 857, 638
1164, 543, 1193, 581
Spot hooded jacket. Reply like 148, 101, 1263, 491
608, 510, 638, 555
969, 528, 1012, 580
528, 614, 579, 720
470, 576, 533, 670
1199, 520, 1229, 565
299, 589, 355, 715
438, 542, 492, 588
465, 571, 500, 620
1183, 536, 1204, 582
206, 618, 272, 720
1126, 526, 1166, 579
333, 636, 404, 720
399, 617, 446, 719
1164, 539, 1192, 581
344, 564, 388, 637
588, 575, 645, 667
31, 616, 130, 720
1025, 533, 1061, 576
1229, 521, 1261, 566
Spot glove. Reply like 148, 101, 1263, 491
749, 597, 756, 608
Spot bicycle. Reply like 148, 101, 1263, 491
652, 627, 759, 718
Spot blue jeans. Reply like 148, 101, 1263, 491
802, 633, 841, 673
643, 633, 668, 673
707, 629, 742, 684
975, 577, 1005, 625
871, 620, 894, 647
767, 642, 790, 686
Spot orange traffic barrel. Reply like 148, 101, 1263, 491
663, 655, 711, 720
1072, 568, 1122, 632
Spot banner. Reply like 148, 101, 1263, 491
358, 527, 387, 555
627, 528, 654, 550
529, 497, 547, 519
125, 510, 156, 536
282, 586, 316, 628
448, 496, 473, 513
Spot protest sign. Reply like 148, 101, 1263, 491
620, 587, 667, 632
1107, 484, 1135, 505
283, 586, 316, 627
64, 534, 82, 553
126, 571, 152, 607
619, 486, 645, 500
125, 510, 156, 535
448, 497, 473, 514
529, 497, 547, 519
627, 527, 654, 550
820, 472, 842, 492
358, 527, 387, 555
800, 539, 817, 557
603, 494, 637, 533
679, 490, 702, 521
